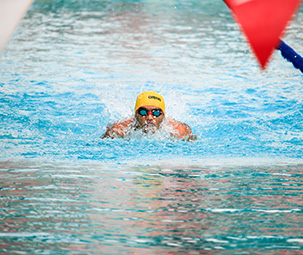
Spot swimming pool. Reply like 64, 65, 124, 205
1, 0, 303, 253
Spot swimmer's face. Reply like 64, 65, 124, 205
135, 106, 165, 133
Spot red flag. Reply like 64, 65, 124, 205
224, 0, 301, 69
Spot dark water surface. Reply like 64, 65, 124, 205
1, 0, 303, 253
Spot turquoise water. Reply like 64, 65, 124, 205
1, 0, 303, 253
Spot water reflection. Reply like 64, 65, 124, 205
3, 161, 301, 253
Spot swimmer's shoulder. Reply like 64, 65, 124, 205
113, 118, 134, 129
166, 117, 191, 131
165, 117, 197, 141
102, 117, 134, 138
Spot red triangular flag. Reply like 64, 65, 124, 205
224, 0, 301, 69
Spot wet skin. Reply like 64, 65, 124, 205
102, 106, 196, 140
134, 105, 164, 133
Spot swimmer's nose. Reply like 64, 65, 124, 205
145, 113, 155, 123
146, 112, 153, 120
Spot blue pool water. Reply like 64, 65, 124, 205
1, 0, 303, 253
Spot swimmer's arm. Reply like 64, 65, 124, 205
101, 124, 125, 138
101, 119, 133, 139
177, 123, 197, 141
168, 120, 197, 141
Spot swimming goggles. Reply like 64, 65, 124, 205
137, 107, 163, 117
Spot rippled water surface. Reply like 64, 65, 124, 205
1, 160, 303, 254
1, 0, 303, 253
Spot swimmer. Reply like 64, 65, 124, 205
102, 91, 197, 141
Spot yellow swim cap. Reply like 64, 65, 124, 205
135, 91, 165, 113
